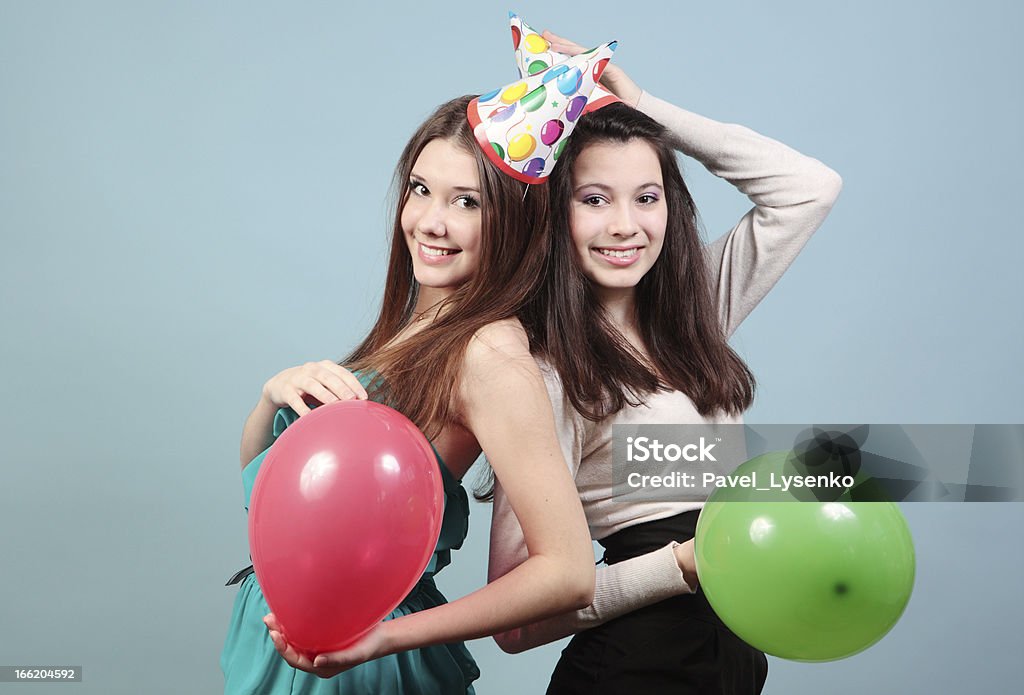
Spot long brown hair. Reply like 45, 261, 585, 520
523, 102, 755, 420
345, 96, 549, 439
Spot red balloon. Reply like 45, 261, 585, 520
248, 400, 443, 655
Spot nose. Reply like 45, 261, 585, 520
608, 203, 640, 238
416, 200, 447, 238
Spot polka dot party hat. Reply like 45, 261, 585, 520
467, 38, 618, 184
509, 12, 620, 114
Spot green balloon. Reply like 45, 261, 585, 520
521, 84, 548, 113
695, 452, 915, 662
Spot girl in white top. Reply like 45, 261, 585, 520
488, 31, 842, 695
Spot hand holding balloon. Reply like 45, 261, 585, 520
541, 29, 642, 106
264, 614, 390, 679
261, 360, 368, 417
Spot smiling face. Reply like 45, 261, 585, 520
401, 137, 483, 292
570, 139, 668, 294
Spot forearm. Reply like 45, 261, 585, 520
494, 543, 692, 652
414, 323, 594, 653
633, 91, 842, 335
239, 395, 279, 468
636, 91, 842, 210
379, 554, 592, 655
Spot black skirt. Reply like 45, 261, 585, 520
547, 511, 768, 695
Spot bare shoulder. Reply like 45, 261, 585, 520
458, 319, 543, 407
463, 318, 532, 369
470, 318, 529, 351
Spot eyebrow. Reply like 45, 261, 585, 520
573, 182, 664, 194
410, 172, 480, 194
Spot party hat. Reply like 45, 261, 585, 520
509, 12, 620, 113
467, 40, 618, 184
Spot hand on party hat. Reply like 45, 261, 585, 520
467, 39, 618, 184
540, 29, 642, 109
509, 12, 621, 112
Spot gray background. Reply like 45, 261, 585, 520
2, 0, 1021, 693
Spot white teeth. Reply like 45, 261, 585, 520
422, 245, 457, 256
597, 248, 638, 258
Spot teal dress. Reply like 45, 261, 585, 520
221, 406, 479, 695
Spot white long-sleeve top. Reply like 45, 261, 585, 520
488, 91, 843, 653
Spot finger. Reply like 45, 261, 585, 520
321, 362, 369, 400
541, 30, 566, 46
551, 42, 583, 57
302, 379, 340, 407
268, 630, 293, 662
313, 653, 354, 672
316, 367, 364, 402
286, 395, 311, 417
269, 630, 316, 671
311, 663, 344, 679
319, 362, 372, 399
313, 654, 339, 669
268, 630, 287, 657
311, 655, 346, 674
263, 614, 282, 632
542, 29, 584, 52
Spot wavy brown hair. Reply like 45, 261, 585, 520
523, 102, 755, 420
344, 96, 549, 439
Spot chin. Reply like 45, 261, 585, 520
594, 272, 643, 289
414, 269, 469, 290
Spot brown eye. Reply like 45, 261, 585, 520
454, 195, 481, 210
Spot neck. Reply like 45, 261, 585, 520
412, 285, 454, 324
594, 285, 639, 336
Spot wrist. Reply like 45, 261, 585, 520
672, 541, 699, 590
258, 385, 280, 410
618, 84, 643, 108
672, 543, 690, 571
602, 70, 642, 107
373, 620, 399, 659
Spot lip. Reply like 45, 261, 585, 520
417, 241, 462, 266
591, 246, 644, 267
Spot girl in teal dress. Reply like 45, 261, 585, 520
222, 404, 478, 694
221, 95, 597, 694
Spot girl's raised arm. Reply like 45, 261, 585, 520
634, 91, 842, 336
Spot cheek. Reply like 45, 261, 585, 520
570, 233, 591, 265
650, 210, 669, 247
457, 219, 483, 254
400, 199, 418, 235
569, 215, 594, 255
